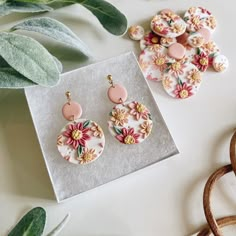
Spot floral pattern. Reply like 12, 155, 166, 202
184, 6, 216, 33
63, 122, 90, 149
57, 119, 105, 165
108, 101, 153, 145
187, 69, 202, 85
91, 122, 104, 138
174, 82, 193, 99
110, 108, 129, 126
162, 62, 202, 99
192, 51, 209, 72
116, 128, 140, 144
140, 121, 152, 138
151, 12, 186, 38
152, 53, 168, 72
169, 61, 187, 78
138, 44, 173, 82
129, 101, 149, 120
78, 148, 97, 164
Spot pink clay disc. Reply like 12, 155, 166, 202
176, 32, 189, 45
168, 43, 186, 60
108, 84, 128, 104
197, 28, 211, 43
160, 8, 174, 14
62, 101, 82, 121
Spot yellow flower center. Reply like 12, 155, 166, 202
171, 62, 181, 71
192, 16, 200, 25
72, 129, 82, 140
82, 153, 93, 162
192, 72, 200, 81
155, 57, 165, 66
156, 25, 164, 32
200, 58, 208, 66
116, 112, 126, 121
179, 89, 189, 99
124, 135, 135, 144
136, 103, 145, 113
151, 37, 158, 43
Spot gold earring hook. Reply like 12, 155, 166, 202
65, 91, 71, 105
107, 75, 114, 88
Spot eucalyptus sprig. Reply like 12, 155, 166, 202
0, 0, 127, 89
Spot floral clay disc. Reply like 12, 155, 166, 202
57, 119, 105, 165
150, 12, 186, 38
138, 44, 174, 81
162, 61, 202, 99
140, 31, 160, 50
183, 7, 217, 33
108, 101, 153, 145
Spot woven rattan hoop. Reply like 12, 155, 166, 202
230, 130, 236, 175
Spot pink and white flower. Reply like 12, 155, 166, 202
128, 101, 149, 120
63, 122, 90, 149
116, 128, 140, 144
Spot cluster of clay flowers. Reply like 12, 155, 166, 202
60, 120, 104, 164
128, 6, 229, 99
109, 101, 153, 144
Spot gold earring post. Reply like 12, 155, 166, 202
65, 91, 71, 105
107, 75, 114, 87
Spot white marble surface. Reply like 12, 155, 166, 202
1, 0, 236, 235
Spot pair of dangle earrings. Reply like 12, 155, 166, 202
57, 75, 153, 165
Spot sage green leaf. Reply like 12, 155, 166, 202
83, 120, 90, 128
113, 126, 122, 135
0, 32, 60, 87
72, 0, 127, 35
53, 56, 63, 73
0, 67, 36, 88
46, 214, 70, 236
8, 207, 46, 236
77, 145, 84, 156
0, 1, 52, 16
11, 17, 91, 56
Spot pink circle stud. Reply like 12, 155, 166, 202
108, 84, 128, 104
168, 43, 186, 60
62, 101, 82, 121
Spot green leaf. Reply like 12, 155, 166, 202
0, 1, 52, 16
11, 17, 91, 57
74, 0, 127, 35
83, 120, 90, 128
113, 126, 122, 135
0, 32, 60, 87
46, 214, 70, 236
8, 207, 46, 236
0, 67, 36, 88
77, 145, 84, 156
148, 113, 152, 121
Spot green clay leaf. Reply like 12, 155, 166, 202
74, 0, 127, 35
83, 120, 90, 128
0, 32, 60, 87
148, 113, 152, 121
11, 17, 91, 56
77, 145, 84, 156
113, 126, 122, 135
0, 1, 52, 16
197, 47, 201, 55
8, 207, 46, 236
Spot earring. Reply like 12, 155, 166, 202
106, 75, 153, 145
57, 91, 105, 164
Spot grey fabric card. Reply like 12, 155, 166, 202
25, 52, 179, 202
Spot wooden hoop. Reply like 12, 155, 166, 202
202, 130, 236, 235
